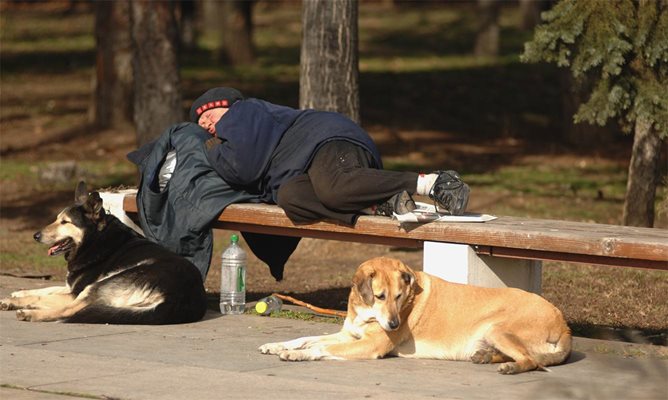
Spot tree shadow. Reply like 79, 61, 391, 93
1, 190, 73, 230
1, 122, 95, 156
570, 323, 667, 346
360, 6, 532, 59
564, 351, 586, 365
0, 49, 94, 74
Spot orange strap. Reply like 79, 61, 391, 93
271, 293, 347, 318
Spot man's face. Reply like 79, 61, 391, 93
198, 108, 227, 135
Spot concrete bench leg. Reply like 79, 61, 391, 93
423, 242, 542, 294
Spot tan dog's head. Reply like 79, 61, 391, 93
351, 257, 416, 331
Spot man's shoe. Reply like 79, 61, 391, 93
428, 170, 470, 215
375, 191, 417, 217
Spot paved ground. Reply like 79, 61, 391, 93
0, 276, 666, 400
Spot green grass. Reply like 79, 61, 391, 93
248, 309, 343, 325
0, 160, 136, 192
0, 10, 93, 52
0, 247, 66, 272
0, 8, 94, 74
468, 164, 628, 199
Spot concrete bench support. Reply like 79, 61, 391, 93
423, 242, 542, 294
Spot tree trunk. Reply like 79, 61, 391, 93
89, 0, 133, 129
221, 0, 255, 65
130, 0, 182, 146
199, 0, 223, 61
623, 118, 663, 227
559, 71, 614, 146
518, 0, 542, 30
300, 0, 360, 124
474, 0, 500, 58
178, 0, 197, 51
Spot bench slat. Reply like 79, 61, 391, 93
122, 196, 668, 271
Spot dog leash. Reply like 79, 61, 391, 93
271, 293, 347, 318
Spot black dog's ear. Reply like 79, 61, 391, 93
353, 269, 375, 306
83, 192, 106, 230
74, 181, 88, 205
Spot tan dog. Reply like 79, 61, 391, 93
259, 257, 571, 374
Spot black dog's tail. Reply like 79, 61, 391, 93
64, 300, 207, 325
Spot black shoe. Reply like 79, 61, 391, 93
375, 191, 417, 217
428, 170, 470, 215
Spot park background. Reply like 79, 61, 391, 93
0, 1, 666, 346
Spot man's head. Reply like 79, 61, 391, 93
189, 87, 244, 134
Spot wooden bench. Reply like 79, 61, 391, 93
100, 190, 668, 294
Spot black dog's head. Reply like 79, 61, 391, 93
33, 181, 107, 260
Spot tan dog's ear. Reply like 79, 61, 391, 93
401, 271, 415, 287
392, 258, 415, 287
353, 266, 375, 305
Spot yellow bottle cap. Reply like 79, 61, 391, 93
255, 301, 268, 314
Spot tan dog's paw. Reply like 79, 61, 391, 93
497, 362, 521, 374
471, 349, 493, 364
16, 309, 33, 321
259, 343, 287, 355
278, 350, 314, 362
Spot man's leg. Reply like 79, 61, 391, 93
307, 141, 418, 211
276, 174, 359, 225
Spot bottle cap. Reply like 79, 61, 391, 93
255, 301, 268, 314
231, 234, 239, 243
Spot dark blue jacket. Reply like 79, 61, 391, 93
127, 123, 300, 280
206, 99, 382, 202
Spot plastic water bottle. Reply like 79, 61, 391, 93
220, 234, 246, 314
255, 295, 283, 316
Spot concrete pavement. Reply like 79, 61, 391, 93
1, 276, 666, 400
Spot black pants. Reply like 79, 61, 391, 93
277, 141, 418, 225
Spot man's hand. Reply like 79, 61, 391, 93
205, 136, 222, 150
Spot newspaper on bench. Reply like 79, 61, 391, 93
393, 202, 497, 224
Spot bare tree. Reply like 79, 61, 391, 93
178, 0, 197, 50
89, 0, 133, 129
474, 0, 500, 58
130, 0, 182, 146
300, 0, 360, 123
518, 0, 542, 30
199, 0, 255, 65
221, 0, 255, 65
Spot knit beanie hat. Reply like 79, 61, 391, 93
189, 87, 244, 123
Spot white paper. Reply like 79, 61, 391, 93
393, 202, 497, 223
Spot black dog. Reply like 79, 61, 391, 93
0, 182, 208, 324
